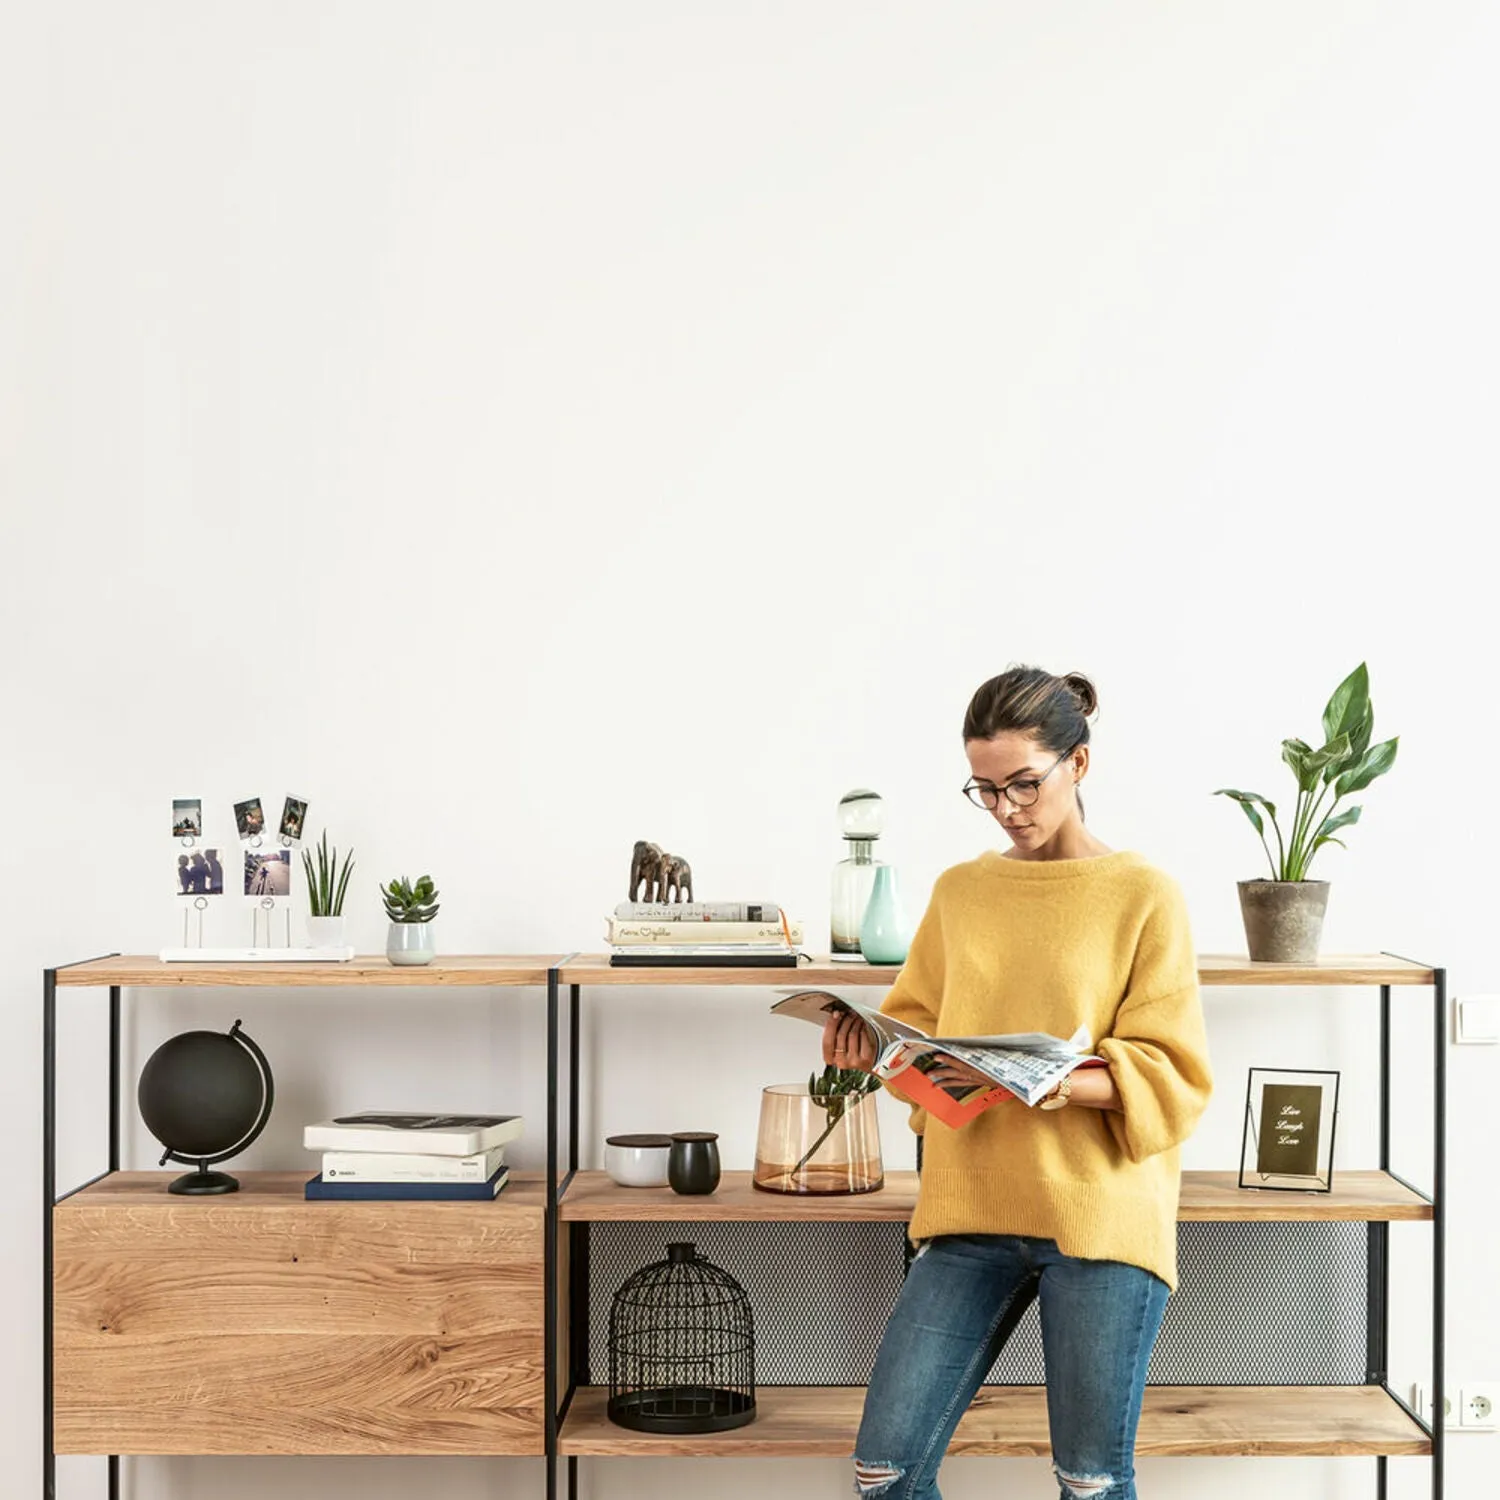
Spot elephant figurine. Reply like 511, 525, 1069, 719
630, 841, 666, 902
629, 841, 694, 903
659, 854, 693, 904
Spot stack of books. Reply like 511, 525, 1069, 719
301, 1112, 524, 1199
606, 901, 805, 967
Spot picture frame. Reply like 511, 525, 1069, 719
1238, 1067, 1339, 1193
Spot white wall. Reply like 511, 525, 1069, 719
4, 3, 1497, 1497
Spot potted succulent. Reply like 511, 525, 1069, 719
301, 831, 354, 947
752, 1063, 883, 1195
381, 874, 440, 966
1214, 662, 1397, 962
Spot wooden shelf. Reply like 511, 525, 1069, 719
53, 955, 564, 987
558, 1383, 1430, 1457
558, 1170, 1431, 1222
54, 951, 1437, 989
559, 954, 906, 986
57, 1169, 548, 1210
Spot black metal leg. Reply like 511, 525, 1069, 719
43, 968, 56, 1500
569, 985, 580, 1175
568, 1454, 578, 1498
108, 987, 121, 1173
1433, 967, 1446, 1500
545, 967, 560, 1495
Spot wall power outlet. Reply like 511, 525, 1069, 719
1412, 1383, 1498, 1432
1460, 1384, 1497, 1431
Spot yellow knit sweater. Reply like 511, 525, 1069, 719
880, 848, 1213, 1291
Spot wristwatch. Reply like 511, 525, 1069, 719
1038, 1075, 1074, 1111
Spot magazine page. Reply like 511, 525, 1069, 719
769, 989, 930, 1053
883, 1039, 1099, 1108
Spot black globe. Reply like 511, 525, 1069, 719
137, 1020, 274, 1194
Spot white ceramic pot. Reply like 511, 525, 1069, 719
305, 915, 346, 948
386, 922, 435, 966
603, 1134, 673, 1187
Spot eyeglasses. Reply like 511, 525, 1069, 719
961, 744, 1077, 811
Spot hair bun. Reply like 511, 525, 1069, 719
1061, 672, 1099, 718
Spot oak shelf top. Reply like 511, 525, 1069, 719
561, 952, 1436, 986
56, 1170, 548, 1211
51, 951, 1437, 989
558, 1384, 1430, 1458
53, 955, 565, 987
558, 1169, 1431, 1223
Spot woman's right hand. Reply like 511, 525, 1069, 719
822, 1009, 878, 1072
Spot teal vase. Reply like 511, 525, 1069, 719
859, 865, 910, 965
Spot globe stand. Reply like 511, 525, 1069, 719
168, 1161, 241, 1195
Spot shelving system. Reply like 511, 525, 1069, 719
546, 952, 1445, 1500
42, 955, 565, 1499
42, 950, 1445, 1500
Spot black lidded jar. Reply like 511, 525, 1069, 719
668, 1131, 720, 1194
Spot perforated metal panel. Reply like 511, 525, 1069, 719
581, 1220, 1369, 1386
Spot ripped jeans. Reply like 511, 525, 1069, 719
853, 1232, 1169, 1499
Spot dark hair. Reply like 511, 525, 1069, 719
962, 665, 1099, 821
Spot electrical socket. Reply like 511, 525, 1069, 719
1412, 1383, 1457, 1429
1460, 1384, 1497, 1431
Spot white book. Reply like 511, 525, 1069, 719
606, 918, 804, 945
302, 1112, 524, 1156
320, 1144, 508, 1182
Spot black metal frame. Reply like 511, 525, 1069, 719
543, 954, 1447, 1500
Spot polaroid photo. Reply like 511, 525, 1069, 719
244, 848, 292, 897
280, 796, 308, 842
234, 797, 266, 840
176, 847, 225, 897
172, 799, 202, 839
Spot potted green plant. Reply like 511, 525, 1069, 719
301, 832, 354, 948
381, 874, 440, 966
752, 1063, 883, 1195
1214, 662, 1397, 962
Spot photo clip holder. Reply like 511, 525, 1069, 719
250, 897, 290, 950
181, 896, 209, 948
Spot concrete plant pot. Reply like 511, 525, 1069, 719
1237, 880, 1330, 963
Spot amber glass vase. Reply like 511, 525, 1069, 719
752, 1085, 883, 1194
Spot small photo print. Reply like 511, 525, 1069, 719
244, 848, 291, 896
234, 798, 266, 839
176, 848, 224, 896
172, 799, 202, 838
279, 796, 308, 842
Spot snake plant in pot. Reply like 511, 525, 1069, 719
381, 874, 440, 966
1214, 662, 1397, 962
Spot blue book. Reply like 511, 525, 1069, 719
304, 1164, 509, 1201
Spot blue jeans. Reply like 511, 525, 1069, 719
853, 1233, 1170, 1499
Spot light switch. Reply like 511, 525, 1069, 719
1456, 994, 1500, 1045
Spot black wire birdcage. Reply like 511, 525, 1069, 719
607, 1240, 756, 1432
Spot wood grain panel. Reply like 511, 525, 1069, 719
54, 1172, 545, 1455
54, 954, 563, 986
559, 1384, 1431, 1457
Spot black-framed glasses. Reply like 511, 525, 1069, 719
962, 744, 1077, 811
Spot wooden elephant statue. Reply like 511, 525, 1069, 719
630, 841, 665, 902
659, 854, 693, 904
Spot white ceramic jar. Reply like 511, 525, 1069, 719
603, 1133, 673, 1187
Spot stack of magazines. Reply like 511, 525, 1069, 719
606, 901, 806, 967
301, 1112, 524, 1199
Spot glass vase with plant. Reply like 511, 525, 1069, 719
753, 1063, 883, 1195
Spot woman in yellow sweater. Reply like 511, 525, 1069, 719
823, 665, 1213, 1500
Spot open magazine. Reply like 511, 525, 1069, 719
770, 989, 1106, 1129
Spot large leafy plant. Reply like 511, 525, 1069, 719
1214, 662, 1397, 881
302, 831, 354, 916
381, 874, 440, 923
